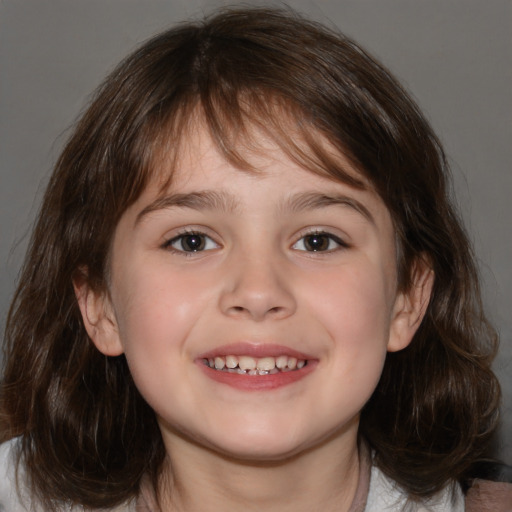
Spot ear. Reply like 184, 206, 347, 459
387, 256, 434, 353
73, 270, 124, 356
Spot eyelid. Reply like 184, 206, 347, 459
291, 229, 350, 253
162, 228, 220, 254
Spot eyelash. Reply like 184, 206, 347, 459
163, 229, 348, 255
292, 230, 349, 253
163, 230, 219, 255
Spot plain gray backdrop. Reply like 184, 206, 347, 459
1, 0, 511, 463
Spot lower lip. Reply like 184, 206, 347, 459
197, 361, 317, 391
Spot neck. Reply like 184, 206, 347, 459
155, 419, 362, 512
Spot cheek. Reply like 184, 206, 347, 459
310, 262, 393, 338
110, 260, 219, 372
304, 263, 393, 390
114, 258, 207, 329
109, 266, 205, 414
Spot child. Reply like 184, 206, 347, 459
1, 6, 510, 512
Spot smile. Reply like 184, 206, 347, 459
197, 343, 316, 391
202, 355, 307, 375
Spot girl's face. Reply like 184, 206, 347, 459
79, 121, 429, 462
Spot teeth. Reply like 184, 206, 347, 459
257, 357, 276, 371
238, 356, 256, 371
226, 355, 238, 369
204, 355, 307, 374
276, 355, 288, 369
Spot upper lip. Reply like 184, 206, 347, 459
197, 342, 314, 361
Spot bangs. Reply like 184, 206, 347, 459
147, 87, 367, 194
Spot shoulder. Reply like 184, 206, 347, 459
365, 463, 465, 512
0, 437, 137, 512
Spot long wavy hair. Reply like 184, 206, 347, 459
0, 6, 500, 510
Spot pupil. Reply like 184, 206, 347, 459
305, 234, 329, 251
183, 234, 204, 251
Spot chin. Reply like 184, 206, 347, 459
214, 440, 308, 463
200, 425, 323, 463
206, 415, 358, 464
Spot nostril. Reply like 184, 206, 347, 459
220, 284, 297, 320
229, 305, 282, 315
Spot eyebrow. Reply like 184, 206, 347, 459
135, 189, 374, 225
136, 191, 241, 224
284, 191, 375, 224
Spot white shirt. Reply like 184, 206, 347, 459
0, 438, 464, 511
366, 461, 465, 511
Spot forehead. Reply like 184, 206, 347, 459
136, 119, 392, 230
150, 112, 370, 197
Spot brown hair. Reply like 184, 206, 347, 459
0, 6, 500, 510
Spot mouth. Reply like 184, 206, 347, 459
202, 355, 308, 375
197, 344, 316, 391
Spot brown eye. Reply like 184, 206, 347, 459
303, 234, 330, 251
180, 234, 205, 251
167, 232, 218, 253
293, 232, 346, 252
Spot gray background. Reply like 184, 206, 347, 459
1, 0, 511, 463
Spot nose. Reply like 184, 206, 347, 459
219, 252, 297, 322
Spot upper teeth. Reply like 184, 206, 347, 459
205, 355, 306, 373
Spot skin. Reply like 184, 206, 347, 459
76, 121, 433, 512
